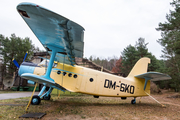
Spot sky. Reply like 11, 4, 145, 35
0, 0, 173, 60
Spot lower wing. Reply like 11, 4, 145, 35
21, 73, 66, 91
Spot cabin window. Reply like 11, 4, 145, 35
57, 71, 61, 75
68, 73, 72, 77
90, 78, 93, 82
63, 72, 67, 76
74, 74, 77, 78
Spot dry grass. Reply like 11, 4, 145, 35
0, 91, 180, 120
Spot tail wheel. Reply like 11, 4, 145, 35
31, 95, 41, 105
131, 99, 136, 104
43, 95, 51, 100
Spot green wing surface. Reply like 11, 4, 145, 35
135, 72, 171, 90
135, 72, 171, 81
17, 2, 85, 65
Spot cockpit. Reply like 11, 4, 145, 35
38, 59, 57, 68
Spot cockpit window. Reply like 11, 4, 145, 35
38, 59, 57, 68
38, 59, 48, 67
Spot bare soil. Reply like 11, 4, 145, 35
0, 90, 180, 120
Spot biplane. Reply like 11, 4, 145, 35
14, 2, 171, 105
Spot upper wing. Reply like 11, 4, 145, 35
135, 72, 171, 81
17, 2, 85, 65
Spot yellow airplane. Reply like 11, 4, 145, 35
14, 2, 171, 105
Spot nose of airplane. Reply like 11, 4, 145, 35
18, 62, 38, 76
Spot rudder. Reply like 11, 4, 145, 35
127, 57, 150, 78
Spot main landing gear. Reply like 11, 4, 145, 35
31, 95, 41, 105
31, 85, 53, 105
131, 98, 136, 104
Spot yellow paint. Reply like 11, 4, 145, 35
33, 57, 151, 97
26, 83, 38, 112
127, 57, 150, 78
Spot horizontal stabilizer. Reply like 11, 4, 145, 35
135, 72, 171, 81
21, 73, 66, 91
135, 72, 171, 90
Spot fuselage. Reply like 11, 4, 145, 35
19, 61, 150, 97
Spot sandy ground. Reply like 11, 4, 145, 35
36, 90, 180, 120
0, 90, 180, 120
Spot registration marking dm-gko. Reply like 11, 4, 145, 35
104, 79, 135, 94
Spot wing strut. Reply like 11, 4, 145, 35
143, 77, 151, 90
42, 48, 58, 81
61, 55, 65, 86
25, 83, 38, 112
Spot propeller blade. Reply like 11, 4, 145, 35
23, 51, 28, 62
12, 58, 20, 68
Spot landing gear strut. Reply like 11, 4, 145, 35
30, 85, 53, 105
43, 95, 51, 100
131, 98, 136, 104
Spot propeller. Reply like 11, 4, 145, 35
23, 51, 28, 62
12, 51, 28, 68
12, 58, 20, 68
3, 75, 14, 89
12, 51, 28, 90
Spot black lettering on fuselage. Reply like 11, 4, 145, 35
120, 83, 134, 94
125, 84, 130, 93
130, 85, 135, 94
109, 81, 116, 90
104, 79, 135, 94
104, 79, 116, 90
120, 83, 125, 92
104, 79, 109, 88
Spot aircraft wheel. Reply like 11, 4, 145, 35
93, 95, 99, 98
31, 95, 41, 105
131, 99, 136, 104
43, 95, 51, 100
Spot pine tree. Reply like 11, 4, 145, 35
0, 34, 38, 76
121, 38, 159, 76
121, 45, 138, 76
156, 0, 180, 92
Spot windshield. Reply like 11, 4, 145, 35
38, 59, 49, 67
38, 59, 57, 68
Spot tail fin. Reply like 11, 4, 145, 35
127, 57, 150, 78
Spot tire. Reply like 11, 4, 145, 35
31, 95, 41, 105
131, 99, 136, 104
121, 97, 127, 100
93, 95, 99, 98
43, 95, 51, 100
